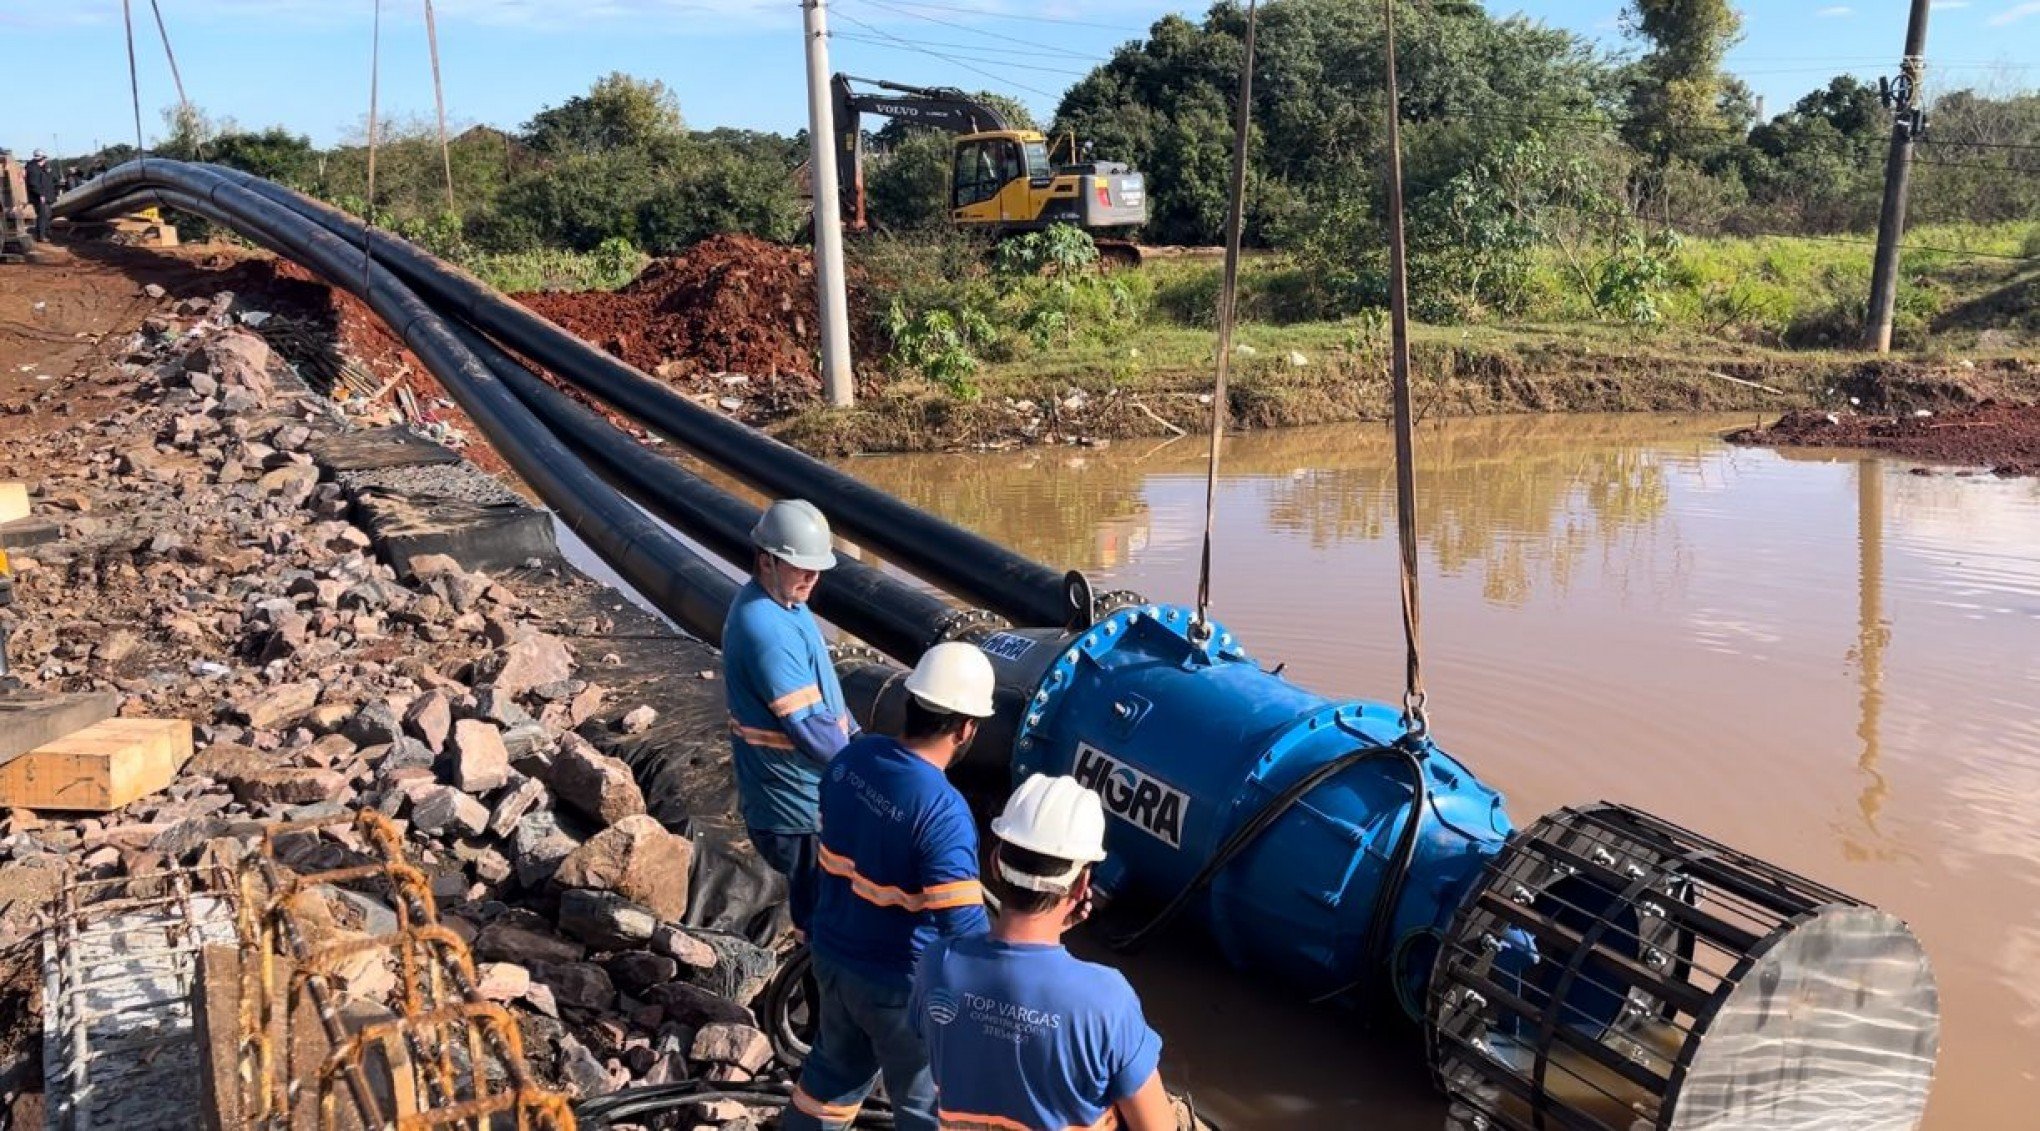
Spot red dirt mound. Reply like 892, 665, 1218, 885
516, 235, 873, 417
1727, 401, 2040, 477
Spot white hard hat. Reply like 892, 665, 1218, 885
903, 641, 996, 718
992, 774, 1108, 868
750, 499, 836, 571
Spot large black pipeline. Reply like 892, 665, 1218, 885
450, 324, 969, 663
60, 164, 741, 643
197, 166, 1081, 630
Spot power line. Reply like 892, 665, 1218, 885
841, 0, 1109, 59
1923, 137, 2040, 152
831, 29, 1106, 64
844, 0, 1147, 33
828, 5, 1062, 98
832, 32, 1095, 78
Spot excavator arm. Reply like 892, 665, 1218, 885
830, 74, 1011, 230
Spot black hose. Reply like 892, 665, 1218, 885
573, 1078, 895, 1128
1107, 732, 1429, 1011
191, 166, 1083, 631
453, 324, 968, 664
759, 942, 818, 1067
64, 165, 741, 643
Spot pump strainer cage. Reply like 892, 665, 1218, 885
1427, 802, 1938, 1131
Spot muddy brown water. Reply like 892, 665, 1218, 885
833, 413, 2040, 1130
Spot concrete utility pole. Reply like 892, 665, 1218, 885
1865, 0, 1931, 353
802, 0, 856, 408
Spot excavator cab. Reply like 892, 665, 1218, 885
831, 75, 1148, 240
949, 130, 1147, 234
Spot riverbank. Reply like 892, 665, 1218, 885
776, 323, 2040, 455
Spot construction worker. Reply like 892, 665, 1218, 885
785, 642, 996, 1131
23, 151, 58, 243
912, 775, 1178, 1131
723, 499, 859, 934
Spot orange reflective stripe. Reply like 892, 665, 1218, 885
939, 1111, 1118, 1131
818, 844, 983, 914
770, 684, 824, 718
792, 1085, 863, 1124
728, 717, 796, 751
921, 877, 985, 910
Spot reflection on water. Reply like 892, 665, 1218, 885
847, 415, 2040, 1129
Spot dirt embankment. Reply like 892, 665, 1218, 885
515, 234, 883, 420
1728, 402, 2040, 477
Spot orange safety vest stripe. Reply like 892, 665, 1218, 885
728, 717, 796, 751
939, 1110, 1119, 1131
770, 684, 824, 717
817, 844, 984, 913
792, 1085, 864, 1123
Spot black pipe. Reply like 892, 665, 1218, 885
63, 165, 741, 643
195, 166, 1081, 630
451, 324, 969, 663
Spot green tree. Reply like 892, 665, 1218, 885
1620, 0, 1744, 167
1740, 76, 1887, 230
523, 73, 686, 158
867, 130, 955, 230
208, 127, 318, 186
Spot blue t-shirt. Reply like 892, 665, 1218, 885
722, 579, 854, 833
811, 735, 989, 986
913, 936, 1163, 1131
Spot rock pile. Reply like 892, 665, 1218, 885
0, 288, 781, 1126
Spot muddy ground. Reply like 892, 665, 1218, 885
1727, 401, 2040, 476
0, 242, 781, 1126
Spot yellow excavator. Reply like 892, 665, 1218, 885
828, 74, 1151, 261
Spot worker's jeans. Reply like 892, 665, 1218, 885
783, 955, 937, 1131
749, 827, 818, 934
31, 199, 51, 242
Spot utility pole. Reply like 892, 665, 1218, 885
1865, 0, 1930, 353
802, 0, 856, 408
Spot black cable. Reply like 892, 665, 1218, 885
829, 5, 1061, 99
845, 0, 1111, 59
574, 1078, 896, 1128
832, 33, 1096, 78
853, 0, 1147, 32
1109, 730, 1428, 967
761, 942, 818, 1066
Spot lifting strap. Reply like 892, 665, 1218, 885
1381, 0, 1429, 740
148, 1, 204, 162
1191, 0, 1258, 640
362, 0, 385, 298
122, 1, 147, 168
422, 0, 457, 212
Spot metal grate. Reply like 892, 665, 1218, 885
1427, 802, 1939, 1131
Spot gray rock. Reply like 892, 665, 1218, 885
403, 690, 454, 753
551, 814, 692, 921
476, 632, 574, 699
487, 776, 550, 839
535, 961, 617, 1015
557, 888, 657, 951
690, 1023, 772, 1074
343, 700, 403, 747
409, 785, 488, 838
556, 1033, 620, 1098
474, 918, 583, 966
449, 719, 510, 793
548, 733, 645, 827
606, 951, 679, 997
511, 811, 580, 888
616, 705, 658, 735
231, 680, 321, 730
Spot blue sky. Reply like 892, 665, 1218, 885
3, 0, 2036, 158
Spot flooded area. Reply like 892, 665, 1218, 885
844, 413, 2040, 1129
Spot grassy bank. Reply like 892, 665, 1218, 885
460, 221, 2040, 455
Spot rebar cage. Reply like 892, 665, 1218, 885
1426, 802, 1938, 1131
41, 811, 578, 1131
